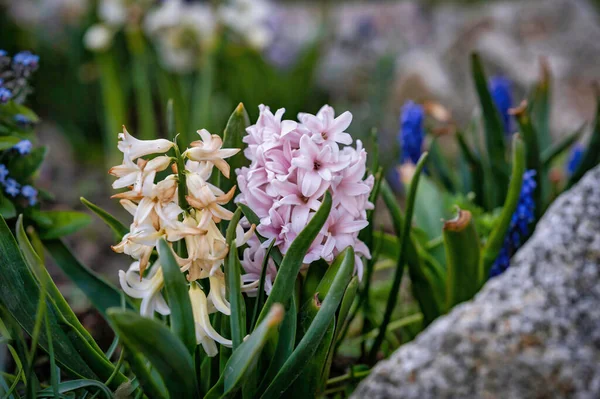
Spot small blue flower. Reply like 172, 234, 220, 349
13, 140, 32, 155
0, 50, 7, 57
0, 164, 8, 184
0, 87, 12, 104
3, 178, 21, 197
20, 185, 38, 206
489, 76, 513, 135
398, 101, 425, 164
13, 51, 39, 68
566, 144, 583, 176
14, 114, 30, 126
490, 169, 537, 277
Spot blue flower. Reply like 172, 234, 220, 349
20, 185, 38, 206
13, 140, 32, 155
489, 76, 513, 135
566, 144, 583, 176
14, 114, 30, 126
3, 178, 21, 197
398, 101, 425, 164
490, 169, 537, 277
0, 164, 8, 184
0, 87, 11, 104
13, 51, 39, 70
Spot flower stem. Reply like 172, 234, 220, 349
173, 140, 189, 212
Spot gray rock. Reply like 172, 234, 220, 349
354, 166, 600, 399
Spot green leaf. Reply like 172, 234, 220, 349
80, 197, 128, 240
15, 216, 104, 356
7, 147, 46, 181
481, 137, 526, 276
530, 60, 552, 152
0, 193, 16, 219
513, 104, 543, 220
443, 208, 481, 310
255, 191, 332, 325
107, 308, 198, 398
220, 103, 251, 197
260, 247, 355, 399
43, 239, 134, 318
0, 215, 97, 380
31, 210, 91, 239
471, 53, 509, 207
541, 125, 585, 168
125, 349, 168, 399
250, 239, 275, 331
456, 131, 486, 208
157, 238, 196, 355
368, 153, 428, 363
205, 304, 285, 399
36, 380, 113, 398
0, 136, 20, 150
568, 96, 600, 188
224, 208, 246, 349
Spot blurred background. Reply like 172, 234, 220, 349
1, 0, 599, 311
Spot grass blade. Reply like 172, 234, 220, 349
224, 208, 247, 349
80, 197, 129, 240
368, 152, 428, 363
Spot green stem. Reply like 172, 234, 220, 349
173, 141, 189, 212
125, 28, 157, 141
368, 153, 428, 364
326, 369, 371, 386
96, 51, 127, 167
191, 46, 217, 132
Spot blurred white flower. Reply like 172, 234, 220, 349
83, 23, 115, 52
144, 0, 217, 73
99, 0, 127, 26
219, 0, 274, 50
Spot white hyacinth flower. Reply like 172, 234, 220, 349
119, 261, 170, 317
117, 126, 175, 160
189, 282, 232, 357
184, 129, 240, 178
83, 24, 115, 52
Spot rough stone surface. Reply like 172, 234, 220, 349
354, 166, 600, 399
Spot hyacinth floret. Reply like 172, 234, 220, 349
566, 144, 583, 176
489, 76, 514, 135
398, 101, 424, 165
110, 126, 253, 357
490, 169, 536, 277
235, 104, 373, 294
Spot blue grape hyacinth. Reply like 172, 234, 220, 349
490, 169, 537, 277
489, 76, 513, 135
566, 144, 583, 176
398, 101, 424, 164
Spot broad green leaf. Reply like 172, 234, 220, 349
568, 96, 600, 188
471, 53, 509, 207
257, 291, 297, 394
0, 193, 16, 219
260, 247, 355, 399
80, 197, 128, 240
481, 137, 526, 276
368, 153, 428, 363
157, 239, 196, 355
205, 304, 285, 399
0, 215, 97, 380
44, 239, 134, 318
36, 380, 112, 398
220, 103, 251, 197
107, 308, 198, 398
300, 260, 327, 311
0, 136, 20, 150
7, 147, 46, 181
224, 208, 246, 349
31, 210, 91, 239
255, 191, 332, 325
443, 208, 481, 310
15, 216, 104, 356
125, 348, 168, 399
